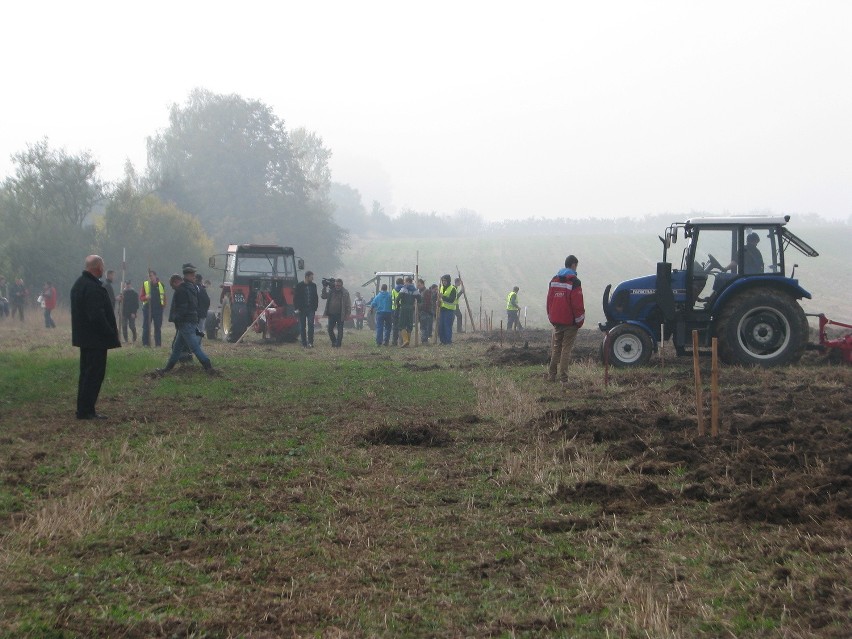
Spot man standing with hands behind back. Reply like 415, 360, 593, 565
70, 255, 121, 420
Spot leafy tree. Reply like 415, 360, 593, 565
291, 127, 332, 201
96, 168, 214, 287
329, 182, 369, 234
0, 139, 103, 302
146, 89, 344, 273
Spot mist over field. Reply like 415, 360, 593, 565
338, 225, 852, 330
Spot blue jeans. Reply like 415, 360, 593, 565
439, 309, 455, 344
164, 323, 211, 370
375, 311, 392, 345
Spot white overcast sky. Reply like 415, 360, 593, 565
2, 0, 851, 221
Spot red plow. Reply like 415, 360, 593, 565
809, 313, 852, 364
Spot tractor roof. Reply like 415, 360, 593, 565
227, 244, 293, 254
685, 215, 790, 227
361, 271, 415, 287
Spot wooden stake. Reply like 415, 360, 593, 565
414, 252, 420, 346
711, 337, 719, 437
455, 266, 477, 332
692, 330, 705, 436
500, 320, 503, 348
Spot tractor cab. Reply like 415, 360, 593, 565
602, 216, 819, 367
662, 216, 816, 314
361, 271, 415, 329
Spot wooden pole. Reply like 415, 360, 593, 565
455, 266, 477, 332
500, 320, 503, 348
604, 330, 611, 388
434, 282, 440, 346
692, 330, 705, 436
414, 251, 420, 346
711, 337, 719, 437
659, 323, 665, 370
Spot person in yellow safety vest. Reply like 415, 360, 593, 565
438, 274, 458, 345
391, 277, 404, 346
140, 270, 166, 347
506, 286, 520, 330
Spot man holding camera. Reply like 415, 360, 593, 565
294, 271, 319, 348
321, 278, 351, 348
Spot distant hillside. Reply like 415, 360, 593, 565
337, 225, 851, 331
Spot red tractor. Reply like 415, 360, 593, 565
208, 244, 304, 343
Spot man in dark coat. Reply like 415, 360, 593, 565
156, 266, 214, 374
294, 271, 319, 348
70, 255, 121, 419
120, 279, 140, 343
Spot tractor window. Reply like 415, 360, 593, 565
690, 228, 738, 304
225, 254, 236, 282
741, 227, 770, 275
236, 254, 296, 277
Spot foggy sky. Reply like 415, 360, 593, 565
2, 1, 851, 221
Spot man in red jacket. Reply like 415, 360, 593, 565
42, 281, 57, 328
546, 255, 585, 384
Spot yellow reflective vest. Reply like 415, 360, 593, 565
142, 280, 166, 307
506, 291, 519, 311
440, 284, 458, 311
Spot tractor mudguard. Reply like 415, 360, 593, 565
710, 277, 812, 315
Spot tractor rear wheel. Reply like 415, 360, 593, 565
603, 324, 653, 367
204, 311, 219, 341
716, 289, 808, 366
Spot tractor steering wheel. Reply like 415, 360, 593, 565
706, 254, 725, 273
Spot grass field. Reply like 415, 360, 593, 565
338, 226, 852, 330
0, 312, 850, 637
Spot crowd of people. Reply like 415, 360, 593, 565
6, 251, 589, 419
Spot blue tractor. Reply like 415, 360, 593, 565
600, 215, 819, 367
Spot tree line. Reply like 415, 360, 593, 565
0, 88, 347, 305
2, 85, 840, 305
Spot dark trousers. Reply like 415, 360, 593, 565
77, 348, 107, 418
122, 314, 137, 342
455, 308, 463, 332
11, 303, 24, 322
391, 309, 400, 345
507, 310, 520, 330
419, 312, 434, 342
142, 306, 163, 346
299, 311, 316, 346
44, 308, 56, 328
327, 313, 344, 347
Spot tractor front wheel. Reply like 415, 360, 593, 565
716, 290, 808, 366
221, 297, 248, 343
603, 324, 653, 367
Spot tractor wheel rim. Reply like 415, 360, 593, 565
736, 306, 790, 358
614, 334, 643, 363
